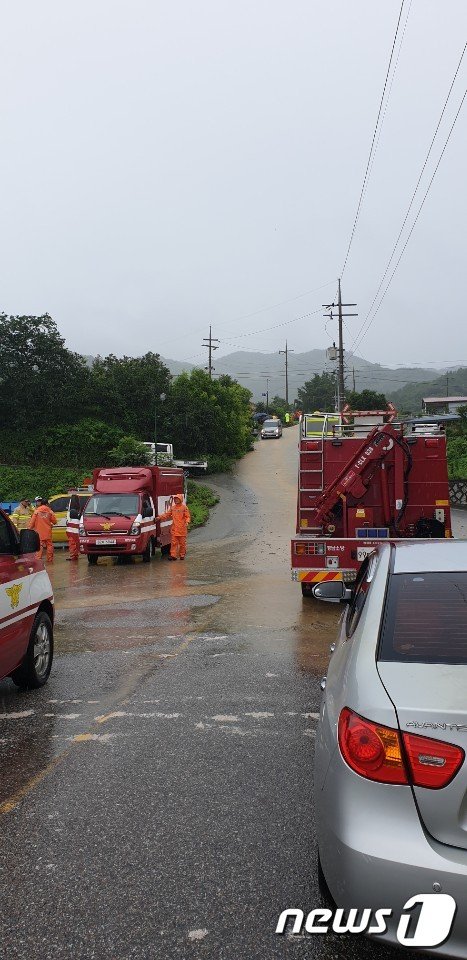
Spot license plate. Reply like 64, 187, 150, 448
357, 547, 374, 561
95, 538, 117, 545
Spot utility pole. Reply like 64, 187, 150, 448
202, 326, 220, 378
352, 367, 356, 392
446, 371, 449, 396
279, 340, 294, 407
262, 378, 269, 414
323, 279, 358, 412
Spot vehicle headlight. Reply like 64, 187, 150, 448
131, 523, 141, 535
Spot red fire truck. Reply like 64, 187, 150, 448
291, 408, 452, 595
79, 465, 185, 564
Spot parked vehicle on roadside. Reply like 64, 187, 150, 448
261, 419, 282, 439
142, 442, 208, 474
0, 508, 54, 688
49, 490, 90, 544
79, 465, 185, 564
314, 540, 467, 957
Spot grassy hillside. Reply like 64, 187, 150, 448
389, 368, 467, 414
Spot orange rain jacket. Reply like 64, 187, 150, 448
29, 504, 57, 541
158, 498, 191, 536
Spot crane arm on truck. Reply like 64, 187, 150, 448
312, 423, 407, 528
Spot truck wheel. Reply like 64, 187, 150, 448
87, 554, 98, 565
301, 582, 313, 597
11, 612, 53, 689
142, 540, 152, 563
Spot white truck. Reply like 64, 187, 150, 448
143, 442, 208, 474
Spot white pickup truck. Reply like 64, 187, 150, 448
143, 442, 208, 474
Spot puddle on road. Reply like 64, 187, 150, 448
49, 434, 341, 673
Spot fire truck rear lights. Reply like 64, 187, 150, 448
294, 541, 326, 556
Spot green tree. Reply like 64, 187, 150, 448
345, 389, 387, 409
165, 370, 252, 458
108, 437, 152, 466
0, 313, 90, 429
296, 372, 336, 411
89, 352, 172, 437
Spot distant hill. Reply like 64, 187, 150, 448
85, 349, 467, 407
163, 349, 453, 401
389, 368, 467, 414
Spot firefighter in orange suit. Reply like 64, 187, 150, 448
29, 498, 57, 563
66, 491, 81, 561
156, 494, 191, 560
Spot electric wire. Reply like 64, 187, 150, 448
353, 84, 467, 353
351, 41, 467, 352
341, 0, 407, 278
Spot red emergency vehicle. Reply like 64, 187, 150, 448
0, 508, 54, 687
291, 408, 452, 595
79, 466, 186, 564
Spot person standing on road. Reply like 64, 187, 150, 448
11, 498, 33, 531
156, 494, 191, 561
66, 491, 81, 561
29, 498, 57, 563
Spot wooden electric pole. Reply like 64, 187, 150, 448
323, 280, 358, 412
202, 326, 220, 378
279, 340, 294, 407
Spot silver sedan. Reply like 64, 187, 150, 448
313, 540, 467, 957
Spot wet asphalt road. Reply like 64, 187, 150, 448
0, 431, 464, 960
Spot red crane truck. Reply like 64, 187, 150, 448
79, 465, 186, 564
291, 409, 452, 595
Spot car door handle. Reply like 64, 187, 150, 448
320, 676, 327, 691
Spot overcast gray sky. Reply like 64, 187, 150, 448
1, 1, 466, 371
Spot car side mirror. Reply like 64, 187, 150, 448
312, 581, 353, 603
19, 529, 40, 554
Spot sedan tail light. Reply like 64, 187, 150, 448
402, 732, 464, 789
338, 708, 464, 789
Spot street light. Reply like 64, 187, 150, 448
154, 392, 167, 464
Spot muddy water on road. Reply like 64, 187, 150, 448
50, 427, 339, 674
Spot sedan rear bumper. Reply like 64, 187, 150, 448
318, 748, 467, 957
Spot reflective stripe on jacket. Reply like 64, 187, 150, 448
11, 505, 33, 531
159, 502, 191, 536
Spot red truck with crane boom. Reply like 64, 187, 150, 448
291, 406, 452, 595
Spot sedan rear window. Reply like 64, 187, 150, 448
379, 572, 467, 664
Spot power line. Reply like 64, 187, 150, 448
341, 0, 407, 277
353, 84, 467, 353
221, 305, 325, 341
351, 41, 467, 351
366, 0, 413, 185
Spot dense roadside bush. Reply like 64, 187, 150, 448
447, 437, 467, 479
1, 420, 124, 468
0, 465, 91, 501
187, 480, 219, 528
205, 455, 235, 474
